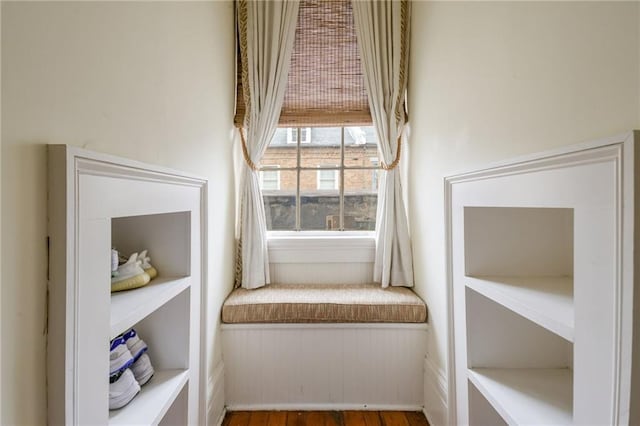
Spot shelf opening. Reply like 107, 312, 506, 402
464, 206, 574, 278
465, 288, 573, 425
112, 211, 192, 278
468, 380, 507, 426
466, 288, 573, 369
108, 288, 190, 424
109, 211, 192, 424
159, 384, 189, 425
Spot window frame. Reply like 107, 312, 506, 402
369, 157, 380, 191
261, 127, 379, 232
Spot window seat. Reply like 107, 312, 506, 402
221, 283, 427, 324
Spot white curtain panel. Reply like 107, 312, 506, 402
238, 0, 299, 289
353, 0, 414, 287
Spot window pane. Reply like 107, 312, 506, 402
344, 126, 379, 168
261, 126, 378, 232
300, 170, 340, 230
300, 127, 341, 168
344, 169, 378, 231
263, 128, 296, 169
263, 170, 296, 231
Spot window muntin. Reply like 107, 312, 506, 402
261, 127, 379, 231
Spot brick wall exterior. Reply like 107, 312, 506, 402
261, 145, 379, 192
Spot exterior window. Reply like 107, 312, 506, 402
260, 169, 280, 191
261, 126, 380, 231
286, 127, 311, 144
317, 169, 338, 190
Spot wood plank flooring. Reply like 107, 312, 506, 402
222, 411, 429, 426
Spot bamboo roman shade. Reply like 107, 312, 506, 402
234, 0, 371, 127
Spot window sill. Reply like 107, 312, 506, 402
267, 231, 375, 264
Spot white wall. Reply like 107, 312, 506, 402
1, 2, 235, 424
408, 0, 640, 397
267, 236, 375, 284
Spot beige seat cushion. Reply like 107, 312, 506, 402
222, 283, 427, 324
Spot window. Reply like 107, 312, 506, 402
317, 169, 338, 190
260, 169, 280, 191
287, 127, 311, 144
261, 126, 379, 231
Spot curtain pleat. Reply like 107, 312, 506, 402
353, 0, 414, 287
236, 0, 300, 289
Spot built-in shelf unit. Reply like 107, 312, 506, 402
47, 145, 207, 425
446, 132, 640, 425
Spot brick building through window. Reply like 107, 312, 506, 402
259, 127, 380, 231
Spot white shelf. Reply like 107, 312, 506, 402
468, 368, 572, 426
110, 276, 190, 338
108, 369, 189, 425
466, 276, 574, 342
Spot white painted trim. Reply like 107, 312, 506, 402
444, 165, 458, 426
268, 230, 374, 238
444, 136, 625, 424
221, 322, 428, 331
444, 131, 637, 425
223, 324, 428, 409
215, 407, 227, 426
199, 181, 209, 426
207, 361, 225, 426
426, 357, 448, 407
214, 408, 227, 426
225, 403, 424, 411
67, 144, 206, 183
47, 145, 207, 425
267, 234, 375, 263
445, 131, 632, 181
208, 361, 224, 399
424, 357, 448, 426
422, 409, 431, 426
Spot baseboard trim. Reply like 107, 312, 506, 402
208, 360, 225, 426
214, 408, 227, 426
423, 408, 433, 426
225, 404, 424, 411
424, 356, 447, 426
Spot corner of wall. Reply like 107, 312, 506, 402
207, 359, 226, 426
423, 354, 448, 426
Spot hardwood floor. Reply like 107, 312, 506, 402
221, 411, 430, 426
